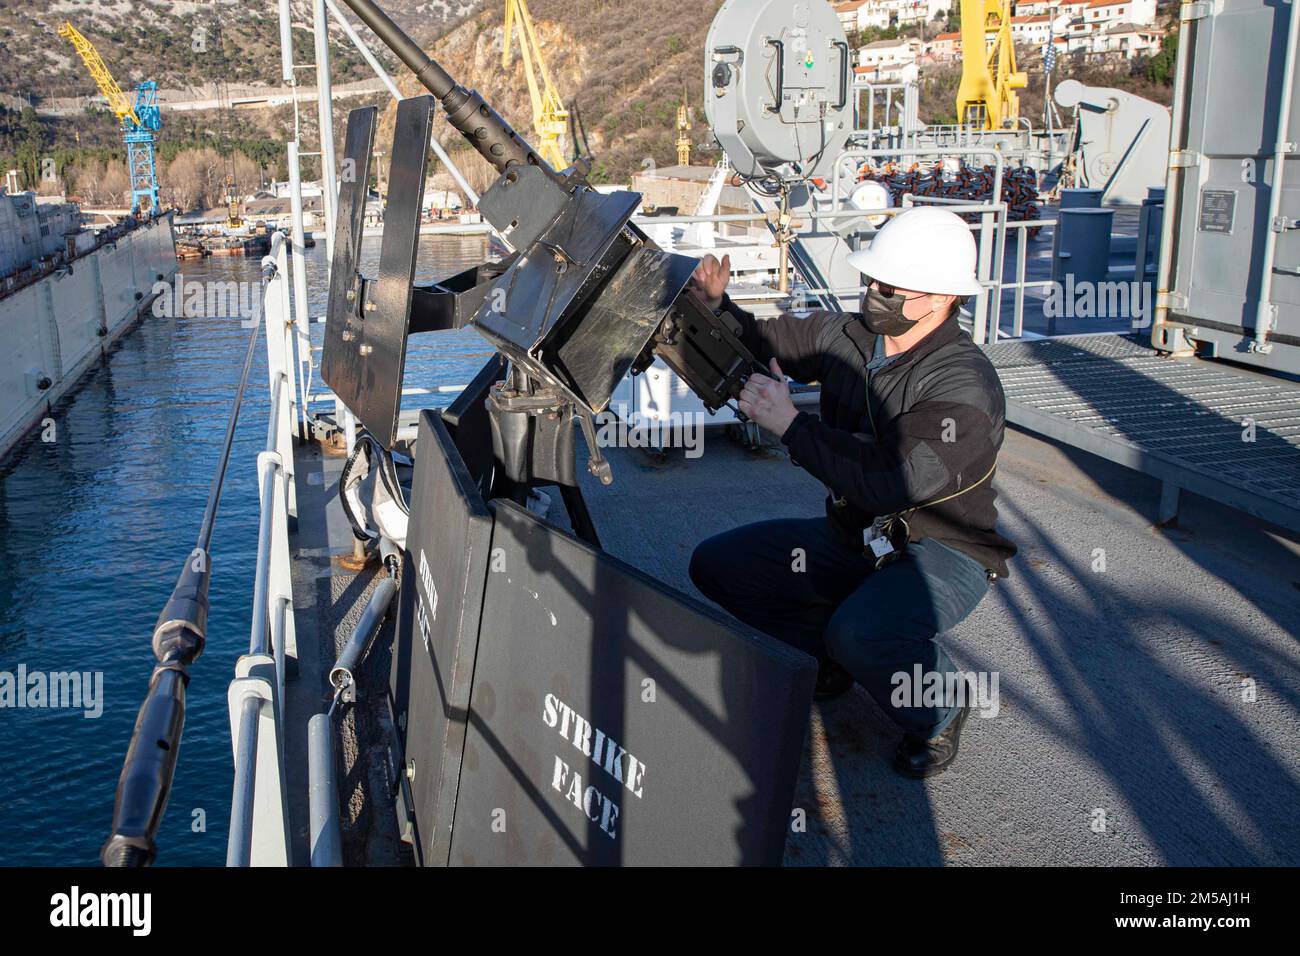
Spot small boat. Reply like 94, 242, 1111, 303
240, 233, 272, 257
205, 239, 245, 257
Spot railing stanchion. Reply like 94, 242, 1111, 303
1014, 225, 1028, 339
221, 233, 302, 866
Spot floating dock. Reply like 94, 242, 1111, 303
0, 211, 177, 461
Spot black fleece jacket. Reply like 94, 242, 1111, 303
719, 294, 1017, 577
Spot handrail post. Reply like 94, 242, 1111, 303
274, 237, 300, 515
262, 235, 297, 518
1014, 224, 1028, 340
249, 455, 278, 657
226, 694, 261, 867
286, 146, 314, 442
227, 653, 290, 866
313, 0, 339, 262
251, 450, 297, 667
269, 455, 297, 667
975, 208, 993, 345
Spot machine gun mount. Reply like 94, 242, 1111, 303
323, 0, 766, 543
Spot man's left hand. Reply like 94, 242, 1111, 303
738, 358, 799, 437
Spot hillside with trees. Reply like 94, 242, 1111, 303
0, 0, 1182, 205
388, 0, 727, 187
0, 0, 478, 98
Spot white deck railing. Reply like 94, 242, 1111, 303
226, 232, 304, 866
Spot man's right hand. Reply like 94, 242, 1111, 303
690, 253, 731, 311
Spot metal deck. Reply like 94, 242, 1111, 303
574, 423, 1300, 866
986, 334, 1300, 534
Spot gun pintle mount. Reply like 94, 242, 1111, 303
322, 0, 761, 544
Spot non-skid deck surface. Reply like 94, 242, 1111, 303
577, 426, 1300, 865
987, 334, 1300, 533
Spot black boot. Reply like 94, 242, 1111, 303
892, 702, 971, 779
814, 659, 855, 702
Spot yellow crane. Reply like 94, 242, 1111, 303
501, 0, 569, 169
58, 21, 141, 128
676, 94, 692, 166
226, 186, 243, 230
955, 0, 1027, 130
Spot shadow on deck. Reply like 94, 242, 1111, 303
576, 421, 1300, 866
288, 348, 1300, 865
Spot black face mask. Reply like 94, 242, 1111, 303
861, 285, 928, 337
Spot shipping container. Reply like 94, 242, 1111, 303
1156, 0, 1300, 375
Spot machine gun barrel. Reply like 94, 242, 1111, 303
338, 0, 562, 181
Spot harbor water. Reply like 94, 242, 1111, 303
0, 234, 490, 865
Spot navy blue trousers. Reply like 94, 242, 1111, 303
689, 518, 989, 737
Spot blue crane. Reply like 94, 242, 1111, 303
59, 21, 161, 216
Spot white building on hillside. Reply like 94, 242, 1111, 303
835, 0, 867, 32
1057, 0, 1093, 23
1010, 13, 1071, 45
835, 0, 950, 33
891, 0, 949, 24
1083, 0, 1157, 28
858, 36, 923, 69
1017, 0, 1152, 20
835, 0, 890, 32
855, 60, 921, 85
925, 30, 963, 61
1090, 22, 1164, 57
1049, 19, 1164, 60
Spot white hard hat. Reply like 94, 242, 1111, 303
846, 206, 982, 296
